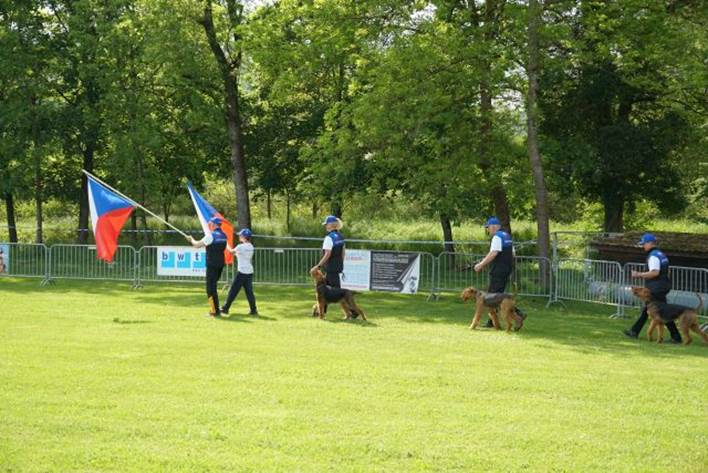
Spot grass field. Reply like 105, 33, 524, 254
1, 278, 707, 472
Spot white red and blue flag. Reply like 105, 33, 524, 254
87, 176, 135, 262
187, 182, 234, 264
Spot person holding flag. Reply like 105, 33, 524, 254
187, 217, 228, 317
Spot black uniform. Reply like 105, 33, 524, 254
629, 248, 681, 342
205, 228, 227, 316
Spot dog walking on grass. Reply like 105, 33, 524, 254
631, 286, 707, 345
310, 267, 367, 321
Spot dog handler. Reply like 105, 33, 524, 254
623, 233, 681, 343
474, 217, 525, 329
186, 216, 228, 317
221, 228, 258, 316
311, 215, 358, 317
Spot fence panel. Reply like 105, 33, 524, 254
434, 253, 552, 299
552, 259, 624, 315
0, 243, 47, 279
136, 246, 233, 286
513, 256, 553, 299
48, 244, 137, 283
623, 263, 708, 318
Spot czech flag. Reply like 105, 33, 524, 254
87, 176, 135, 262
187, 182, 234, 264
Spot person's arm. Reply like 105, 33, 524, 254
186, 234, 211, 249
312, 250, 332, 272
474, 250, 499, 272
631, 256, 660, 279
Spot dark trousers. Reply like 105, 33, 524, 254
488, 273, 509, 293
630, 290, 681, 342
206, 265, 224, 315
223, 272, 257, 313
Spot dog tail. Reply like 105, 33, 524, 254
695, 292, 703, 313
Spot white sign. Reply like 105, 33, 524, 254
342, 249, 371, 291
157, 246, 207, 277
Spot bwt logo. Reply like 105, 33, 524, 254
160, 250, 206, 269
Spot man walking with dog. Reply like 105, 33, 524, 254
310, 215, 358, 318
623, 233, 682, 343
186, 216, 228, 318
474, 217, 525, 329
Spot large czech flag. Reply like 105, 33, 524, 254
187, 182, 234, 264
87, 176, 135, 263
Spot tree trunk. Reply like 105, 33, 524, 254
131, 212, 138, 246
312, 202, 318, 219
331, 201, 342, 218
603, 195, 624, 232
286, 192, 291, 232
32, 100, 43, 244
477, 0, 512, 235
200, 0, 251, 230
136, 158, 151, 246
526, 0, 551, 266
4, 192, 18, 243
266, 190, 272, 219
440, 214, 455, 253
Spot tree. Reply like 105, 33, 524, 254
199, 0, 251, 230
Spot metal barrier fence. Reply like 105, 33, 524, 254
0, 243, 48, 279
0, 242, 706, 326
434, 252, 552, 300
47, 244, 138, 283
549, 258, 625, 317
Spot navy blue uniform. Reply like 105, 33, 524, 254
488, 230, 514, 293
323, 230, 345, 287
205, 228, 227, 315
629, 247, 681, 341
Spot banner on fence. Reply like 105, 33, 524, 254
0, 244, 8, 275
342, 249, 371, 290
157, 246, 206, 276
370, 251, 420, 294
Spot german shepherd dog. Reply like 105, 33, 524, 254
310, 268, 367, 321
631, 286, 707, 345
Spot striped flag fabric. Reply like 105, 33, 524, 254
87, 176, 135, 262
187, 182, 234, 264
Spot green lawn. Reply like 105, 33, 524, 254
1, 278, 706, 472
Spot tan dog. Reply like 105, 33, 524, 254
310, 268, 367, 321
631, 286, 707, 345
461, 286, 522, 332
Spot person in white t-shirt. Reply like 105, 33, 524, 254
221, 228, 258, 316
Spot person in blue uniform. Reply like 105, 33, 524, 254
474, 217, 525, 329
624, 233, 681, 343
187, 217, 228, 317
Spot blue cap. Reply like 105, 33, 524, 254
208, 216, 222, 225
238, 228, 252, 238
638, 233, 657, 245
484, 217, 501, 228
322, 215, 339, 225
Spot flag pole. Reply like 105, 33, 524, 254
82, 169, 190, 238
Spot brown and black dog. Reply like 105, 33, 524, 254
310, 268, 367, 321
461, 286, 522, 332
631, 286, 707, 345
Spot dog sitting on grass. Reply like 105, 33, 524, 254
461, 287, 523, 332
631, 286, 707, 345
309, 268, 367, 321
